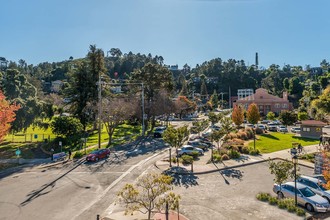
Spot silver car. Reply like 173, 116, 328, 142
273, 182, 329, 212
298, 175, 330, 202
177, 145, 204, 156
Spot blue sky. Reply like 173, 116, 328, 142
1, 0, 330, 69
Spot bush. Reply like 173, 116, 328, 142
295, 207, 306, 216
237, 131, 248, 140
249, 148, 260, 155
181, 155, 193, 164
232, 138, 244, 145
256, 192, 270, 202
190, 151, 199, 159
212, 153, 222, 162
73, 151, 84, 159
228, 150, 240, 159
268, 197, 278, 205
287, 204, 296, 213
221, 154, 230, 160
245, 128, 254, 139
255, 127, 264, 134
171, 157, 177, 163
241, 146, 250, 154
277, 200, 287, 209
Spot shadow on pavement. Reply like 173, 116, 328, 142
162, 166, 199, 188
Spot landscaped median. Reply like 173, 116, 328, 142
256, 192, 306, 217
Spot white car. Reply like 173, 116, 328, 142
177, 145, 204, 156
297, 175, 330, 202
291, 127, 301, 133
277, 125, 288, 132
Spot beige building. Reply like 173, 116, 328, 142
233, 88, 293, 116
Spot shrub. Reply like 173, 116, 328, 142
181, 155, 193, 164
221, 154, 230, 160
277, 200, 287, 209
249, 148, 260, 155
245, 128, 254, 139
256, 192, 270, 202
232, 138, 244, 145
287, 204, 296, 213
218, 149, 228, 155
73, 151, 84, 159
237, 131, 248, 140
228, 150, 240, 159
255, 127, 264, 134
241, 146, 250, 154
295, 207, 306, 216
212, 153, 222, 162
190, 151, 199, 159
268, 197, 278, 205
171, 157, 177, 163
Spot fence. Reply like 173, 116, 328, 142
5, 133, 57, 143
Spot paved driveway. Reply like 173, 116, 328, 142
167, 161, 314, 220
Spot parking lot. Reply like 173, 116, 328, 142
168, 161, 315, 220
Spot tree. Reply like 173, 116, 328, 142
109, 48, 122, 57
279, 111, 297, 126
51, 116, 83, 138
209, 90, 219, 109
269, 160, 295, 192
131, 63, 174, 131
163, 125, 189, 166
210, 129, 226, 150
266, 111, 275, 121
219, 117, 235, 142
208, 112, 219, 125
247, 103, 260, 150
311, 86, 330, 114
65, 45, 107, 129
297, 111, 309, 121
232, 105, 244, 128
174, 96, 197, 119
200, 79, 208, 101
117, 173, 180, 220
0, 90, 20, 142
101, 97, 137, 146
179, 79, 189, 97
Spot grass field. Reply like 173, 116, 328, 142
248, 132, 319, 153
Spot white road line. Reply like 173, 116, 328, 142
72, 150, 165, 220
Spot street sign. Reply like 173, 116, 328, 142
59, 141, 62, 146
15, 148, 21, 156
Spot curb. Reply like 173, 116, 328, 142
155, 156, 314, 175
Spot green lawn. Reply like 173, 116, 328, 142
248, 132, 319, 153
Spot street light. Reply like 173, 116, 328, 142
290, 147, 298, 206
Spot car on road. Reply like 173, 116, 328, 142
154, 126, 166, 138
177, 145, 204, 157
291, 127, 301, 133
187, 140, 209, 151
277, 125, 288, 133
86, 148, 110, 162
273, 182, 330, 212
297, 175, 330, 202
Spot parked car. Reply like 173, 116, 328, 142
187, 140, 209, 151
189, 138, 213, 147
311, 174, 326, 184
245, 124, 255, 129
277, 125, 288, 133
177, 145, 204, 156
297, 175, 330, 202
86, 148, 110, 162
291, 127, 301, 133
267, 123, 277, 131
273, 182, 330, 212
189, 135, 210, 143
154, 126, 166, 138
202, 128, 213, 137
257, 124, 266, 130
210, 125, 221, 131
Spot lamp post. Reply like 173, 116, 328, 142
290, 147, 298, 206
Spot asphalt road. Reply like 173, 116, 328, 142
0, 138, 168, 220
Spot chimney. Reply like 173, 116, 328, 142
283, 91, 288, 100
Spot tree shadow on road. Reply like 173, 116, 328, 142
162, 166, 199, 188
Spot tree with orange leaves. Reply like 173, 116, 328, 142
0, 90, 20, 142
232, 105, 244, 128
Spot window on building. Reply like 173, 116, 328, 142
316, 128, 321, 132
302, 127, 310, 132
275, 103, 280, 108
282, 103, 288, 108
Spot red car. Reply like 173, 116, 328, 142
86, 148, 110, 162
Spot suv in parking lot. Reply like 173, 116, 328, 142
277, 125, 288, 133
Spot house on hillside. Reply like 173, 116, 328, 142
233, 88, 293, 116
51, 80, 64, 93
300, 120, 327, 139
